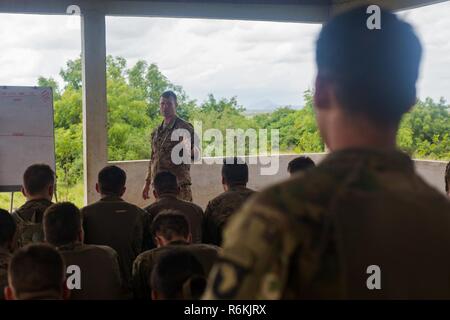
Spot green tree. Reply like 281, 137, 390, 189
59, 57, 82, 90
37, 76, 61, 100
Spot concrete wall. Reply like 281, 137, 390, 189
111, 154, 448, 209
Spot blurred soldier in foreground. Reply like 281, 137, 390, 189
202, 158, 255, 246
0, 209, 17, 300
204, 7, 450, 299
44, 202, 123, 300
13, 164, 55, 247
287, 156, 315, 176
133, 211, 219, 299
144, 171, 204, 247
4, 243, 68, 300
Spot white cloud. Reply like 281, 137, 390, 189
0, 2, 449, 108
0, 13, 81, 86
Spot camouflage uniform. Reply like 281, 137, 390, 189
144, 192, 204, 248
81, 195, 148, 297
0, 248, 11, 300
12, 199, 53, 248
203, 149, 450, 300
132, 240, 220, 300
203, 185, 255, 246
146, 116, 197, 202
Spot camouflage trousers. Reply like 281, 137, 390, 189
179, 183, 193, 202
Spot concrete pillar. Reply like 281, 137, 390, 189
81, 9, 108, 205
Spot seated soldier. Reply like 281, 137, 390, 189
446, 161, 449, 197
202, 157, 255, 246
0, 209, 17, 300
81, 165, 147, 297
4, 243, 68, 300
132, 211, 219, 300
287, 156, 315, 176
144, 171, 203, 247
12, 164, 55, 247
151, 250, 206, 300
44, 202, 123, 300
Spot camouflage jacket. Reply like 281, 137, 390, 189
203, 148, 450, 300
12, 199, 53, 248
146, 116, 196, 186
203, 185, 255, 246
132, 240, 220, 300
0, 248, 11, 300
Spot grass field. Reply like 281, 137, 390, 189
0, 182, 84, 212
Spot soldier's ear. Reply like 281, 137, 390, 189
154, 236, 163, 248
48, 184, 54, 198
21, 186, 27, 198
151, 290, 159, 300
120, 186, 126, 197
78, 229, 84, 243
4, 286, 15, 300
95, 183, 100, 194
314, 74, 332, 111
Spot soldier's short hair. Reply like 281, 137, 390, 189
8, 243, 65, 298
160, 90, 177, 103
153, 171, 178, 194
0, 208, 16, 247
316, 6, 422, 125
445, 161, 450, 193
98, 165, 126, 195
151, 249, 205, 299
44, 202, 81, 247
151, 210, 190, 241
288, 156, 315, 174
23, 164, 55, 196
222, 157, 249, 186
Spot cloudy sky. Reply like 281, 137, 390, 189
0, 1, 449, 109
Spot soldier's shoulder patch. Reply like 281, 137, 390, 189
210, 258, 249, 299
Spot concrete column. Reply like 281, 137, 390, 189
81, 9, 108, 205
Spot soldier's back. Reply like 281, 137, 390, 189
81, 195, 146, 293
145, 193, 204, 244
59, 243, 123, 300
12, 199, 53, 247
205, 149, 450, 299
203, 186, 255, 246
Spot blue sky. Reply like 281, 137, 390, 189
0, 1, 449, 109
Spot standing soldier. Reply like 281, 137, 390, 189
204, 7, 450, 300
142, 90, 199, 202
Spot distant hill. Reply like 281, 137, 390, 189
244, 99, 303, 116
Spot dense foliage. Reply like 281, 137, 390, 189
39, 56, 450, 195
